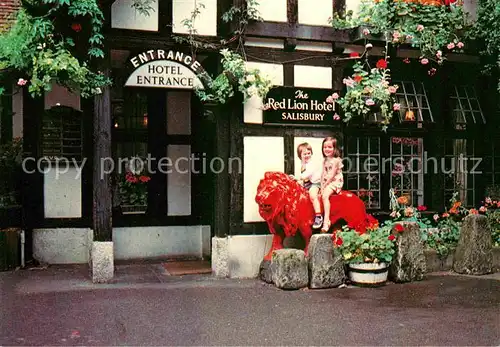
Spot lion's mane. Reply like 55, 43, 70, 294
255, 172, 314, 237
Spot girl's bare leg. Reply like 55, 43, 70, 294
322, 187, 334, 232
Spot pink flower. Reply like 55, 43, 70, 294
447, 42, 455, 50
421, 58, 429, 65
433, 214, 439, 221
331, 92, 339, 100
392, 31, 401, 42
363, 28, 370, 36
436, 50, 442, 58
416, 24, 424, 32
365, 99, 375, 106
343, 77, 355, 87
428, 68, 437, 76
17, 78, 27, 86
479, 206, 487, 213
333, 113, 340, 120
393, 103, 401, 111
457, 42, 464, 49
388, 86, 398, 94
326, 96, 334, 103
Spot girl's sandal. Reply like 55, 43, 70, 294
320, 221, 331, 233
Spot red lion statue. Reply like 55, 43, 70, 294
255, 171, 377, 260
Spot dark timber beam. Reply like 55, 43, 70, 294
93, 70, 113, 242
212, 102, 230, 238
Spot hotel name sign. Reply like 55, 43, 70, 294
263, 87, 338, 126
125, 49, 205, 89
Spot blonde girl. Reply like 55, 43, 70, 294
320, 137, 344, 232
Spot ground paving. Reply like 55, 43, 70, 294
0, 264, 499, 346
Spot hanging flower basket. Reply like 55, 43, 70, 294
335, 59, 399, 131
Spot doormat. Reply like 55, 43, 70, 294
162, 260, 212, 276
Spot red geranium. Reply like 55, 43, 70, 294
139, 175, 151, 183
335, 237, 343, 246
394, 224, 404, 233
349, 52, 360, 58
376, 59, 388, 69
417, 205, 427, 211
71, 23, 82, 32
388, 235, 396, 241
353, 75, 363, 83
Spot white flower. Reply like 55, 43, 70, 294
245, 74, 255, 83
365, 43, 373, 49
247, 85, 258, 96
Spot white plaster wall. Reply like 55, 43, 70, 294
228, 235, 272, 278
172, 0, 217, 36
44, 83, 80, 111
244, 37, 285, 49
44, 167, 82, 218
298, 0, 332, 26
167, 145, 191, 216
255, 0, 287, 22
32, 226, 211, 264
11, 85, 23, 138
346, 0, 362, 17
167, 91, 191, 135
243, 136, 285, 222
113, 225, 210, 260
243, 62, 283, 124
293, 137, 325, 178
111, 0, 159, 31
33, 228, 93, 264
296, 41, 332, 52
294, 65, 332, 89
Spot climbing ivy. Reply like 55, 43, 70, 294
0, 0, 110, 98
472, 0, 500, 92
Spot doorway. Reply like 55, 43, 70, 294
111, 87, 215, 227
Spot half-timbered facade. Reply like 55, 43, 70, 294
2, 0, 497, 277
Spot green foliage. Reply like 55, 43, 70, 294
472, 0, 500, 92
336, 58, 399, 131
131, 0, 156, 17
335, 221, 397, 264
118, 171, 150, 207
0, 0, 110, 98
195, 49, 272, 104
331, 0, 471, 65
478, 197, 500, 247
0, 138, 22, 207
420, 192, 468, 258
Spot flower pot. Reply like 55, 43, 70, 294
348, 262, 389, 287
121, 205, 147, 214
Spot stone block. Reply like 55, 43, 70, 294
307, 234, 345, 289
90, 241, 114, 283
259, 259, 273, 284
211, 237, 229, 278
271, 249, 308, 290
453, 214, 493, 275
389, 222, 426, 283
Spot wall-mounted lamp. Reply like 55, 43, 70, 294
405, 109, 415, 121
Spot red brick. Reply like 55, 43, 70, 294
0, 0, 20, 29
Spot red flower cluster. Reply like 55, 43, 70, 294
388, 235, 396, 241
125, 172, 150, 184
376, 59, 388, 69
71, 23, 82, 32
417, 205, 427, 211
394, 224, 405, 233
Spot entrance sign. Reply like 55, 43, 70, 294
125, 49, 205, 89
263, 87, 338, 127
